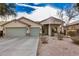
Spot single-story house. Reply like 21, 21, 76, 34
0, 17, 41, 37
0, 16, 64, 37
40, 16, 64, 36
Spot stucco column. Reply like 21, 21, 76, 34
57, 26, 60, 34
48, 24, 51, 36
26, 26, 30, 36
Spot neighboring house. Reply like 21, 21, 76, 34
40, 16, 64, 36
1, 17, 41, 37
66, 20, 79, 33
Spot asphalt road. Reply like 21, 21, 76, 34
0, 37, 39, 56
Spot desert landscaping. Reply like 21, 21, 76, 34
37, 36, 79, 56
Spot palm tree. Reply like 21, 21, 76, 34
0, 3, 16, 18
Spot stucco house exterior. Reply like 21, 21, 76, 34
0, 17, 41, 37
40, 16, 64, 36
0, 16, 64, 37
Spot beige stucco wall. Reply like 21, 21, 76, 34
74, 24, 79, 29
19, 18, 41, 28
3, 21, 29, 28
67, 24, 79, 32
2, 21, 30, 34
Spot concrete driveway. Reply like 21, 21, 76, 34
0, 36, 39, 56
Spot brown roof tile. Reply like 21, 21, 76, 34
1, 19, 31, 26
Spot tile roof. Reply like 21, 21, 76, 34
68, 20, 79, 26
40, 16, 65, 23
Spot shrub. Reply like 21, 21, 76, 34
68, 30, 79, 44
71, 36, 79, 44
68, 30, 77, 37
40, 37, 48, 44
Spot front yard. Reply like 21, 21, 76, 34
37, 36, 79, 56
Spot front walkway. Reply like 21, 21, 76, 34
0, 37, 39, 56
38, 37, 79, 56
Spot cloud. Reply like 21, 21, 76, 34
16, 3, 73, 14
15, 5, 78, 23
27, 6, 60, 21
14, 6, 60, 21
16, 4, 44, 9
16, 3, 46, 14
0, 3, 76, 23
16, 4, 36, 14
15, 5, 68, 21
24, 3, 48, 7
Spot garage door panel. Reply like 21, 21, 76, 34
30, 27, 40, 37
6, 27, 27, 37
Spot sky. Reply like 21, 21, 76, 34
16, 3, 73, 14
1, 3, 77, 22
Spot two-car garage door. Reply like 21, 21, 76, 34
5, 27, 27, 37
5, 27, 40, 37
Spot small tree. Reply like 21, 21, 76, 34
57, 4, 79, 36
0, 3, 16, 20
